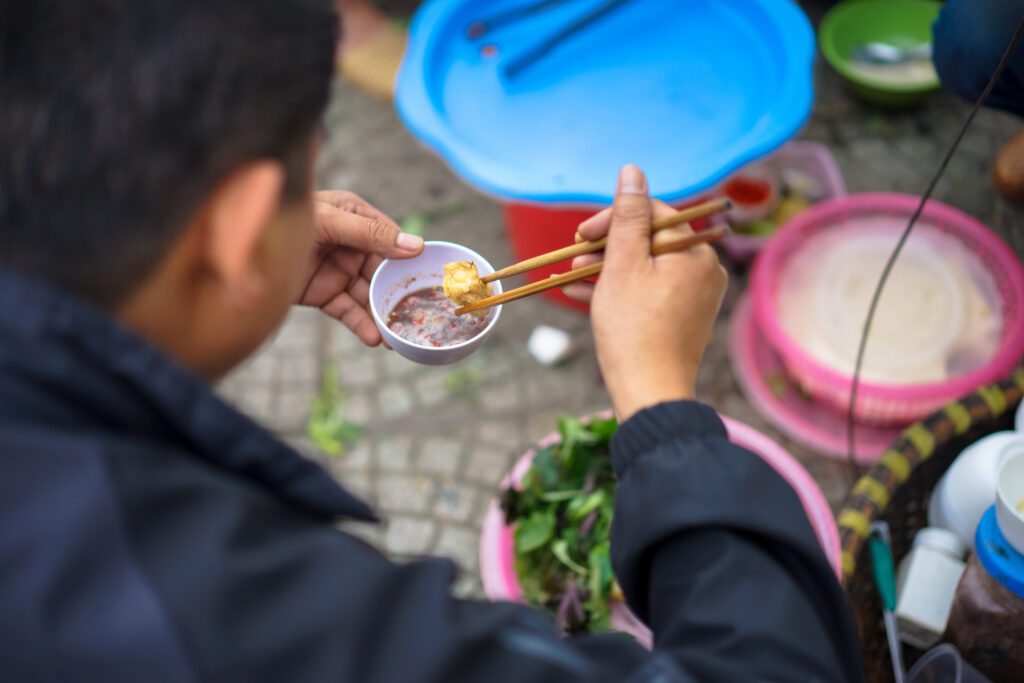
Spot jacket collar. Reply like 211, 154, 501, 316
0, 267, 376, 522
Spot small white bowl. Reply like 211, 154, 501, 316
369, 241, 502, 365
928, 431, 1024, 548
996, 452, 1024, 555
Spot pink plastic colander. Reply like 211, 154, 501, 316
479, 412, 841, 648
750, 193, 1024, 425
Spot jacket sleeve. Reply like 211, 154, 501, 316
105, 401, 862, 683
608, 401, 863, 682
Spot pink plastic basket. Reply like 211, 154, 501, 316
479, 413, 841, 648
750, 193, 1024, 425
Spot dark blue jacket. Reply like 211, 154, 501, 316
0, 268, 862, 682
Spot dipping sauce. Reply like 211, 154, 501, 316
387, 287, 488, 348
724, 176, 773, 205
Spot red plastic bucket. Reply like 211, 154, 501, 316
503, 197, 713, 311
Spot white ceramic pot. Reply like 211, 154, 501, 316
928, 431, 1024, 548
996, 452, 1024, 555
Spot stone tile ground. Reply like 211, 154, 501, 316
218, 6, 1024, 598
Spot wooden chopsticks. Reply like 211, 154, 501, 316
456, 198, 731, 316
479, 197, 731, 284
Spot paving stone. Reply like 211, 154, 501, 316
232, 386, 275, 422
477, 383, 522, 412
418, 437, 462, 475
383, 516, 436, 556
465, 447, 517, 486
526, 411, 569, 443
476, 419, 525, 449
338, 443, 372, 470
279, 352, 320, 388
434, 481, 479, 523
233, 351, 277, 384
272, 388, 314, 434
434, 525, 481, 575
377, 473, 436, 514
414, 371, 449, 408
272, 307, 324, 349
328, 323, 365, 355
335, 352, 380, 386
378, 383, 415, 418
379, 348, 418, 379
333, 468, 376, 506
377, 436, 413, 471
340, 392, 374, 425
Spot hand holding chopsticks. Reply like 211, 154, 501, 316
455, 197, 731, 316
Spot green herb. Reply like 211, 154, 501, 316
444, 366, 484, 403
501, 414, 621, 635
397, 202, 469, 239
398, 213, 427, 237
307, 365, 363, 456
515, 510, 555, 553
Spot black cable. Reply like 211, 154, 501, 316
845, 15, 1024, 482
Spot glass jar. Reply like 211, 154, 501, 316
946, 507, 1024, 683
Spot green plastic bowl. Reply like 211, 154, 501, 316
819, 0, 942, 107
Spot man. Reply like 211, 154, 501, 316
0, 1, 861, 680
933, 0, 1024, 201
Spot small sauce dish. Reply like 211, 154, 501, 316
369, 241, 502, 365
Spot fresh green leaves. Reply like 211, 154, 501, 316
515, 510, 556, 553
501, 414, 620, 635
586, 542, 613, 632
307, 365, 363, 456
552, 539, 589, 574
398, 212, 427, 237
566, 489, 605, 521
444, 367, 484, 403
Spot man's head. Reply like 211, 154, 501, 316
0, 0, 337, 376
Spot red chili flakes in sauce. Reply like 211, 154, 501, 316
386, 287, 488, 348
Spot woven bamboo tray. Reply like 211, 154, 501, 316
837, 367, 1024, 682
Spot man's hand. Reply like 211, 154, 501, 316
300, 191, 423, 346
564, 165, 728, 421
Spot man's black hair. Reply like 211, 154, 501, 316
0, 0, 338, 307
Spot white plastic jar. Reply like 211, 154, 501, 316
894, 527, 968, 649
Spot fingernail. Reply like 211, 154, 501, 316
396, 233, 423, 251
618, 164, 646, 195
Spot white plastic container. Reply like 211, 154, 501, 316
996, 452, 1024, 556
928, 431, 1024, 548
527, 325, 572, 366
369, 241, 502, 365
1015, 398, 1024, 433
895, 527, 968, 649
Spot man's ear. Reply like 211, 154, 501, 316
201, 160, 286, 305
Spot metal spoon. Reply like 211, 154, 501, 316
852, 42, 932, 65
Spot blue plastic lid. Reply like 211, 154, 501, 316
396, 0, 815, 204
976, 506, 1024, 599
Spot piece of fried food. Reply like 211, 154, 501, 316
443, 261, 492, 317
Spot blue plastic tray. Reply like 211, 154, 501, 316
396, 0, 815, 204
